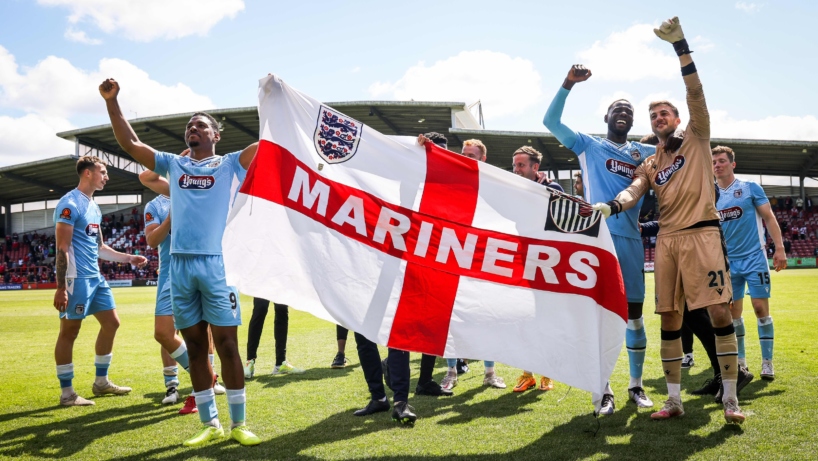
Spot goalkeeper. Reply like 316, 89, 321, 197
594, 17, 745, 425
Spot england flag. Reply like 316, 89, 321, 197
223, 75, 628, 405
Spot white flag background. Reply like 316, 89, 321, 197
224, 75, 628, 405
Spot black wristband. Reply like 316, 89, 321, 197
681, 62, 697, 76
672, 38, 692, 56
605, 200, 622, 216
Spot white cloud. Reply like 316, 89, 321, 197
351, 67, 361, 73
595, 92, 818, 141
64, 26, 101, 45
735, 2, 762, 13
369, 50, 542, 119
711, 111, 818, 140
0, 114, 74, 166
0, 46, 214, 166
576, 24, 679, 82
0, 46, 213, 119
690, 35, 715, 53
38, 0, 244, 42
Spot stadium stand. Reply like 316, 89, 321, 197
1, 206, 158, 284
640, 196, 818, 262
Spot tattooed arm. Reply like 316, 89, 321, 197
53, 223, 73, 311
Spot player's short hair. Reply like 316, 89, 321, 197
607, 99, 633, 112
76, 156, 106, 176
463, 139, 487, 158
574, 171, 582, 179
640, 133, 660, 145
191, 112, 222, 132
513, 146, 542, 164
712, 145, 735, 162
648, 100, 680, 117
424, 132, 448, 148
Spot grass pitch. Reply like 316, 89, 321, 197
1, 270, 817, 461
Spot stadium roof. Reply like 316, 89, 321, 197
56, 101, 818, 177
2, 99, 815, 206
0, 155, 142, 204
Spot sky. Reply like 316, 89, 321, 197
1, 0, 817, 168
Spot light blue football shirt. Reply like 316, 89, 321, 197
570, 133, 655, 239
717, 178, 769, 259
153, 152, 246, 255
54, 189, 102, 278
144, 195, 171, 280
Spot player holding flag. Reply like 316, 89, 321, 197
544, 64, 655, 414
100, 78, 261, 446
594, 17, 746, 424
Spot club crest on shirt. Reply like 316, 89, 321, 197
631, 150, 641, 161
734, 189, 743, 198
145, 212, 154, 222
605, 159, 637, 179
178, 174, 216, 189
60, 208, 72, 220
655, 155, 685, 186
85, 223, 100, 238
313, 105, 363, 164
75, 304, 85, 315
718, 206, 743, 222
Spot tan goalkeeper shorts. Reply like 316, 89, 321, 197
654, 226, 732, 313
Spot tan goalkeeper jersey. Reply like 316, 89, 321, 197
618, 72, 719, 235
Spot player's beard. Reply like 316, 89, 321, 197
188, 141, 200, 148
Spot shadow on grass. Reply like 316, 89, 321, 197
254, 364, 360, 389
0, 402, 177, 459
104, 394, 743, 461
0, 388, 746, 461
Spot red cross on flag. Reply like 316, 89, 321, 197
224, 75, 628, 403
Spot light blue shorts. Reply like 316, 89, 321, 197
730, 249, 771, 300
61, 274, 116, 320
612, 234, 646, 303
155, 275, 173, 316
169, 254, 241, 330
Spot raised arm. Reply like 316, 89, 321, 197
53, 222, 73, 311
239, 142, 259, 170
99, 78, 157, 170
542, 65, 590, 150
654, 17, 709, 139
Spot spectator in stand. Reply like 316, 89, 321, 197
791, 226, 799, 241
807, 197, 813, 212
785, 196, 793, 210
800, 224, 808, 240
769, 196, 778, 211
783, 239, 791, 255
795, 196, 804, 210
12, 232, 18, 242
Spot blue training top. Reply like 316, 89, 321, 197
144, 194, 171, 281
152, 152, 246, 256
717, 178, 769, 259
544, 87, 655, 239
54, 189, 102, 278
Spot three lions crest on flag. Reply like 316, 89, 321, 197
224, 75, 628, 407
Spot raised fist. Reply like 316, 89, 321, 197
565, 65, 592, 83
99, 78, 120, 100
654, 16, 685, 43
